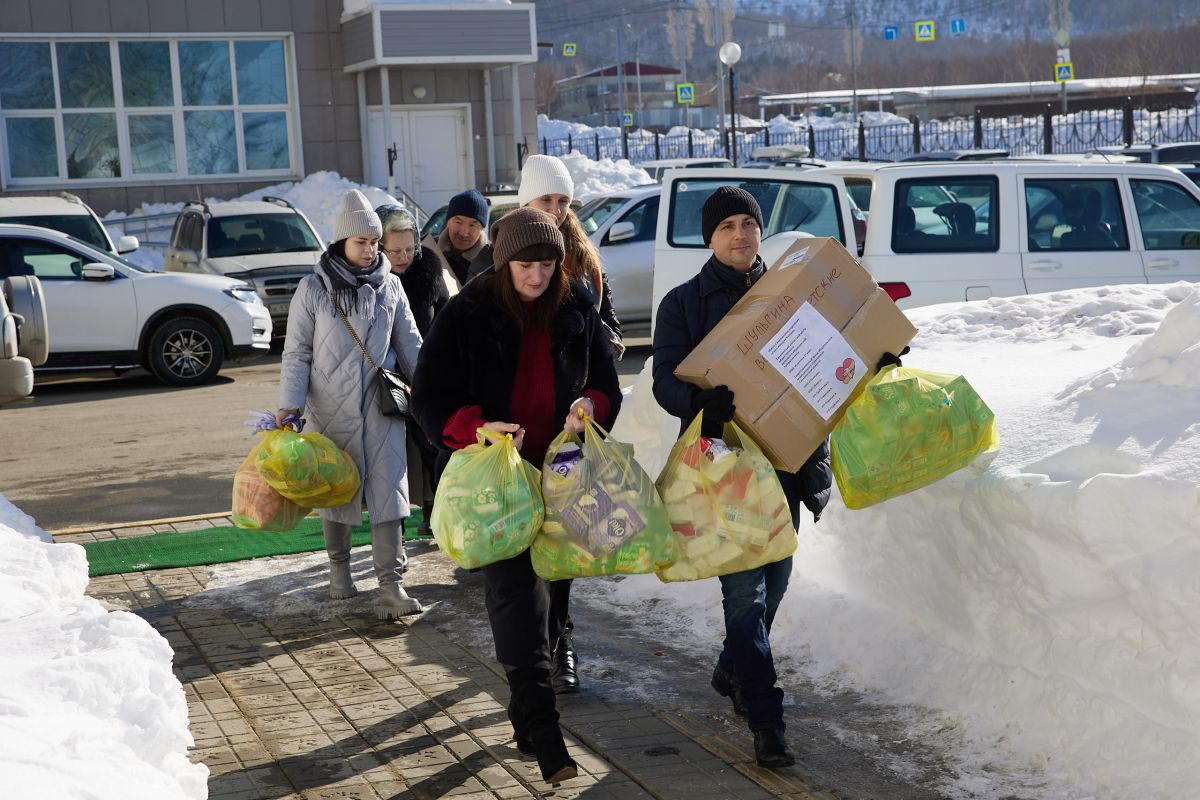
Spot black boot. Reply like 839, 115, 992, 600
508, 667, 578, 784
753, 727, 796, 768
710, 665, 747, 716
550, 633, 580, 695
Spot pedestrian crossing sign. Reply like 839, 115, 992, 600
676, 83, 695, 104
1055, 62, 1074, 82
883, 26, 899, 41
562, 43, 576, 57
622, 112, 633, 127
915, 20, 935, 41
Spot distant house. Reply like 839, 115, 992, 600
554, 62, 710, 129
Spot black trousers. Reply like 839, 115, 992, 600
481, 549, 553, 671
547, 578, 573, 648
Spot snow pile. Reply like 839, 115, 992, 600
612, 281, 1200, 800
0, 496, 207, 799
105, 170, 404, 270
558, 152, 652, 202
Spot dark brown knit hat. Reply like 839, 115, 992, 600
491, 207, 565, 269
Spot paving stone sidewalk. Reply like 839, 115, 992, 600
67, 516, 836, 800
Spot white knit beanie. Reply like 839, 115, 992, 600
333, 189, 382, 242
517, 155, 575, 207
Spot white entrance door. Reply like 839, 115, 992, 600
367, 106, 471, 212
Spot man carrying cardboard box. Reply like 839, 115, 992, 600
651, 186, 834, 768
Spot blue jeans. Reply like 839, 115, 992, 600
715, 483, 803, 732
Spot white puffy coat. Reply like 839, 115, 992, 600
278, 260, 423, 526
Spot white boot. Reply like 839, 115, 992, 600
373, 520, 424, 618
323, 520, 358, 599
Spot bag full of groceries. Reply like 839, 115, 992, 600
431, 428, 544, 569
250, 411, 361, 509
232, 447, 310, 532
532, 415, 678, 580
830, 365, 999, 509
655, 412, 797, 582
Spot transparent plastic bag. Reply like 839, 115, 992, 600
255, 429, 361, 509
655, 412, 797, 582
431, 429, 544, 569
830, 365, 999, 509
231, 444, 310, 532
532, 416, 678, 580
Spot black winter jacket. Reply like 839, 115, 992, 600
411, 275, 623, 461
652, 253, 832, 522
397, 246, 450, 337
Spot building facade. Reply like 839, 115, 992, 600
0, 0, 538, 215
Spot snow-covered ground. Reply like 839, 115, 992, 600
0, 497, 207, 799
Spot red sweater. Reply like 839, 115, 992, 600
442, 304, 610, 463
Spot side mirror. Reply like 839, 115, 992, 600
607, 221, 636, 243
82, 262, 116, 281
116, 235, 139, 254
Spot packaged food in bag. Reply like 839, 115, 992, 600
231, 446, 310, 531
431, 429, 543, 569
655, 413, 797, 582
831, 365, 999, 509
532, 416, 677, 580
250, 411, 361, 509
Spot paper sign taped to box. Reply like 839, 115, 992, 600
760, 301, 865, 421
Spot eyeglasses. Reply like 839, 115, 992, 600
383, 247, 416, 258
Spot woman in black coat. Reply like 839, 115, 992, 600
412, 207, 622, 786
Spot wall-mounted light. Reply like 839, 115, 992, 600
412, 85, 427, 99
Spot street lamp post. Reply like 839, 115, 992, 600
719, 41, 741, 166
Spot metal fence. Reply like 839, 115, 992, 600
539, 99, 1200, 165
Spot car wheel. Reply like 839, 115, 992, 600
147, 317, 223, 386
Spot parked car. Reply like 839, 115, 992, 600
0, 193, 139, 256
0, 224, 272, 386
639, 158, 733, 183
809, 160, 1200, 306
901, 148, 1010, 162
164, 197, 323, 330
1100, 142, 1200, 164
576, 184, 661, 336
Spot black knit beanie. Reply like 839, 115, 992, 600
701, 186, 763, 245
491, 207, 565, 269
446, 189, 489, 228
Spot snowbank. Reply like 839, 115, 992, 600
558, 152, 652, 202
611, 282, 1200, 800
0, 496, 207, 799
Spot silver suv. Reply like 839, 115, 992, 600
164, 197, 324, 329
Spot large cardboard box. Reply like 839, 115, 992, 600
674, 237, 917, 473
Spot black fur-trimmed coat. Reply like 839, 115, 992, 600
411, 275, 623, 458
397, 245, 451, 337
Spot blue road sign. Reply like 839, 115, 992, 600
950, 18, 966, 35
622, 112, 633, 127
883, 26, 899, 41
676, 83, 695, 104
1055, 62, 1074, 82
915, 20, 935, 41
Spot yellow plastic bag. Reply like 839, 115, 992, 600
431, 429, 544, 569
532, 416, 678, 580
255, 429, 361, 508
655, 413, 797, 582
232, 444, 310, 532
830, 365, 999, 509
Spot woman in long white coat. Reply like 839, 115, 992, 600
277, 189, 425, 618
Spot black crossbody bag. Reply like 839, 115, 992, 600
332, 297, 413, 420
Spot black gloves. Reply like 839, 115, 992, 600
875, 346, 910, 372
691, 385, 736, 424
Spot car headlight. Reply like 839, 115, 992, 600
223, 285, 262, 305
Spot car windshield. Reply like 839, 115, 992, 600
2, 214, 111, 252
668, 178, 844, 246
577, 197, 629, 234
207, 213, 322, 258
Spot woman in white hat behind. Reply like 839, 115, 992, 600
277, 189, 426, 619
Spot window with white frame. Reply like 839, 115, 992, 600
0, 36, 296, 186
